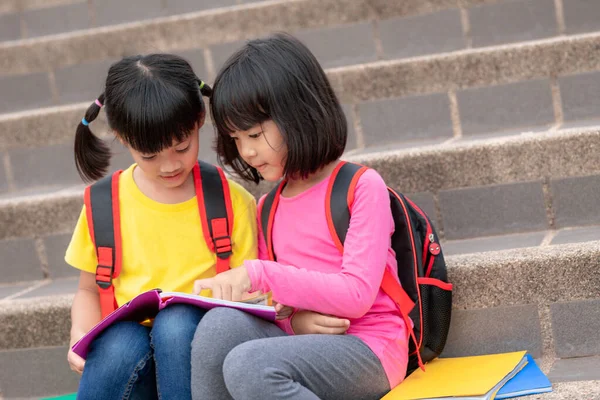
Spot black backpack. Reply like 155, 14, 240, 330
259, 161, 453, 373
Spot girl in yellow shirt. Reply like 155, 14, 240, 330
65, 54, 257, 400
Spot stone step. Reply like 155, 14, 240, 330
0, 0, 474, 76
0, 127, 599, 284
0, 351, 597, 399
2, 240, 599, 355
1, 223, 599, 299
1, 2, 600, 119
2, 31, 600, 182
2, 0, 600, 76
1, 240, 599, 397
0, 225, 600, 301
524, 380, 600, 400
0, 0, 269, 43
4, 217, 600, 291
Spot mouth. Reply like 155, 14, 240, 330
160, 171, 183, 181
252, 164, 267, 171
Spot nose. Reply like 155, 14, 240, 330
239, 140, 257, 159
160, 157, 182, 174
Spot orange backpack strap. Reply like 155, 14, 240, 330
325, 161, 423, 368
258, 180, 287, 261
84, 170, 123, 319
194, 161, 234, 273
326, 162, 414, 311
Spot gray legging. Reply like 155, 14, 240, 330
190, 307, 391, 400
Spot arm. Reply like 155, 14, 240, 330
70, 271, 102, 344
65, 206, 103, 373
68, 270, 101, 374
246, 170, 393, 319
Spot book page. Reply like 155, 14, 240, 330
240, 291, 271, 305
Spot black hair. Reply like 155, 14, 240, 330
74, 53, 213, 182
211, 33, 347, 183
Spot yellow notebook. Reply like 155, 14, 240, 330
383, 351, 528, 400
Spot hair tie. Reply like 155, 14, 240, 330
81, 118, 90, 126
95, 99, 103, 107
199, 80, 205, 90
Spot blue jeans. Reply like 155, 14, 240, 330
78, 304, 206, 400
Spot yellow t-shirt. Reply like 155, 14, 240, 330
65, 164, 257, 306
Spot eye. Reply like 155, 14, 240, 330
176, 145, 190, 153
249, 131, 263, 139
230, 136, 239, 141
141, 154, 156, 161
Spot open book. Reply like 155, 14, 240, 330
72, 289, 276, 359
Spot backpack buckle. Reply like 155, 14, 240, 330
95, 264, 114, 289
213, 235, 232, 259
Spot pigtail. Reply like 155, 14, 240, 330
74, 93, 112, 182
198, 79, 213, 98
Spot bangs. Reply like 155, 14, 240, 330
105, 55, 203, 154
115, 80, 198, 154
211, 55, 271, 137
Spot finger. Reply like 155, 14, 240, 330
75, 360, 85, 375
212, 284, 223, 300
68, 358, 84, 375
274, 303, 284, 312
231, 287, 244, 303
316, 316, 350, 329
193, 279, 212, 294
275, 309, 293, 320
317, 325, 349, 335
278, 309, 294, 318
221, 284, 233, 302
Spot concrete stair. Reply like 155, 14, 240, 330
1, 0, 600, 398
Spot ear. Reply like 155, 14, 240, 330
114, 132, 127, 146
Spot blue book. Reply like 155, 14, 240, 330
495, 354, 552, 399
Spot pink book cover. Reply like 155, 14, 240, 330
72, 289, 276, 359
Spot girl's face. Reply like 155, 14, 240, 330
230, 120, 287, 182
126, 124, 200, 189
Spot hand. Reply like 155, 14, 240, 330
67, 347, 85, 375
194, 266, 252, 301
274, 302, 294, 320
291, 311, 350, 335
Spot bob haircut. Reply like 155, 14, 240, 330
211, 33, 347, 183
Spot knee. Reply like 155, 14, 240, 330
86, 322, 152, 376
223, 343, 254, 382
192, 307, 248, 346
191, 308, 249, 366
223, 342, 282, 398
152, 304, 205, 348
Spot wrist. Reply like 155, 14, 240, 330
69, 329, 85, 346
244, 260, 261, 292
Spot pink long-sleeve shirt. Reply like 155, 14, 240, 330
245, 168, 409, 388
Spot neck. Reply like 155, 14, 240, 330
283, 160, 341, 197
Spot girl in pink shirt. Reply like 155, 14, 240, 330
191, 33, 408, 400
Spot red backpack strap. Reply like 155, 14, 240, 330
84, 170, 123, 319
194, 161, 234, 273
258, 181, 286, 261
326, 161, 424, 370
